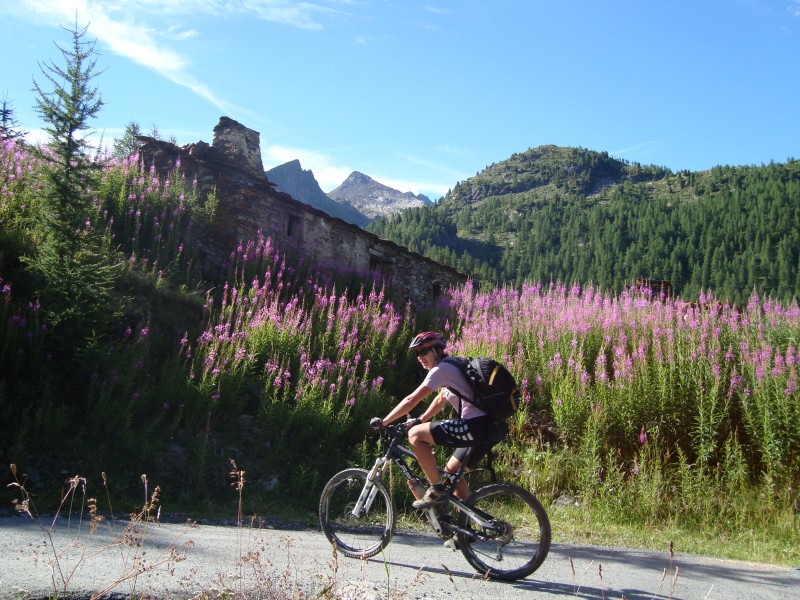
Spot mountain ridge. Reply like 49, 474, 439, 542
265, 160, 369, 227
266, 161, 431, 225
366, 145, 800, 306
327, 171, 431, 221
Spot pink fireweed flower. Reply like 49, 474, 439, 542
639, 427, 648, 445
727, 368, 743, 395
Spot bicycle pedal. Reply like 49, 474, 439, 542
443, 537, 459, 551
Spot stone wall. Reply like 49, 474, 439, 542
137, 117, 467, 306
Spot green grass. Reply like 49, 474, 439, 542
548, 505, 799, 566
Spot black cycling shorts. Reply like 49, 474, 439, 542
430, 416, 508, 468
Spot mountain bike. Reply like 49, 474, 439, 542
319, 422, 551, 581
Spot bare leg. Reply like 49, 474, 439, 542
445, 455, 470, 499
408, 423, 441, 486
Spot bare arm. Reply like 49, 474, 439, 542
381, 383, 434, 425
418, 390, 448, 423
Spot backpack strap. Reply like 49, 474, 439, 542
441, 356, 476, 418
446, 385, 466, 418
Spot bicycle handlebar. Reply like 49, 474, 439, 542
372, 421, 409, 442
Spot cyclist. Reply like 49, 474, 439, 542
371, 331, 508, 509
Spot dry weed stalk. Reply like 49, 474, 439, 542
6, 464, 189, 599
598, 562, 606, 600
230, 459, 246, 527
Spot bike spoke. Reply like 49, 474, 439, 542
458, 483, 551, 581
319, 469, 395, 559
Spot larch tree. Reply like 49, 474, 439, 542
27, 20, 119, 339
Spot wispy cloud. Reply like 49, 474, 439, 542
165, 25, 199, 41
263, 144, 353, 192
609, 141, 659, 161
95, 0, 348, 29
373, 174, 450, 199
16, 1, 232, 112
411, 21, 442, 32
14, 0, 347, 113
263, 144, 451, 197
424, 6, 450, 15
396, 152, 469, 182
230, 0, 349, 30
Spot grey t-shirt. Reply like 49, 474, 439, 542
421, 360, 486, 420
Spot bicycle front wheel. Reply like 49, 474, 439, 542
458, 483, 551, 581
319, 468, 396, 559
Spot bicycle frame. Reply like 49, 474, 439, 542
351, 424, 503, 541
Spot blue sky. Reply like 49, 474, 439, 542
2, 1, 799, 200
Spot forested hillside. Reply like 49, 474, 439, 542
367, 146, 800, 306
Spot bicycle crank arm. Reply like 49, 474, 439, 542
423, 507, 443, 535
439, 523, 478, 543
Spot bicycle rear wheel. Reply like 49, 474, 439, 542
319, 468, 395, 559
458, 483, 551, 581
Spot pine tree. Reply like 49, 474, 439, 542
32, 20, 105, 242
0, 93, 26, 141
112, 119, 143, 159
26, 20, 119, 337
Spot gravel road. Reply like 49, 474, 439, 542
0, 515, 798, 599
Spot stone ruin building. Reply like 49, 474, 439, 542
137, 117, 467, 307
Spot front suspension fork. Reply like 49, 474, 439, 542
351, 457, 390, 517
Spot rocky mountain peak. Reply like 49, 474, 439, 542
328, 171, 431, 221
342, 171, 374, 186
266, 160, 369, 227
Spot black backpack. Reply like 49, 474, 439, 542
442, 356, 521, 422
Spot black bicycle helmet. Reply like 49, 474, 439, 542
409, 331, 445, 353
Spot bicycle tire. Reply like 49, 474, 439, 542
319, 468, 396, 559
457, 482, 551, 581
